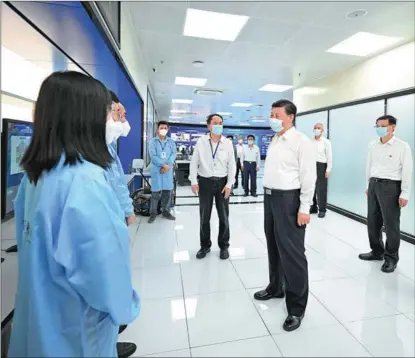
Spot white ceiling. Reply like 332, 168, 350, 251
127, 0, 415, 127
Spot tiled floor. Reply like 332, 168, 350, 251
121, 202, 415, 357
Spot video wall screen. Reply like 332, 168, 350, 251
168, 125, 274, 157
1, 118, 33, 219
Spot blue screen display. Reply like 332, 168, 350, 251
169, 125, 275, 157
3, 120, 33, 217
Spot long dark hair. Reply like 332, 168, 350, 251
21, 71, 113, 184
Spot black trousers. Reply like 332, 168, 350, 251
243, 161, 257, 194
199, 176, 230, 250
312, 162, 328, 213
264, 189, 309, 317
151, 190, 171, 216
235, 158, 244, 188
367, 178, 402, 262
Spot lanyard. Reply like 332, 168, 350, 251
158, 139, 167, 151
209, 139, 220, 160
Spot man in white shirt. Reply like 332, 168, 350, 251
235, 135, 245, 189
310, 123, 332, 218
241, 134, 261, 197
190, 114, 236, 260
359, 115, 413, 273
254, 100, 316, 333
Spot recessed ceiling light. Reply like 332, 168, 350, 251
258, 84, 293, 92
192, 61, 205, 68
172, 99, 193, 104
346, 9, 368, 19
231, 103, 253, 107
169, 116, 183, 119
170, 109, 188, 114
217, 112, 232, 116
327, 32, 403, 57
183, 8, 249, 42
295, 87, 327, 95
175, 76, 207, 86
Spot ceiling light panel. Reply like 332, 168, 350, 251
327, 32, 403, 57
258, 84, 293, 92
175, 76, 207, 86
172, 99, 193, 104
231, 103, 253, 107
183, 8, 249, 42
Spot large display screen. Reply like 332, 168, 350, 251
168, 125, 274, 157
1, 119, 33, 219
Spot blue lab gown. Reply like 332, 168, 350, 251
106, 142, 134, 217
8, 158, 140, 358
149, 137, 176, 192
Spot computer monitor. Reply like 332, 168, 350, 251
1, 118, 33, 220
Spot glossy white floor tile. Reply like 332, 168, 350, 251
120, 204, 415, 357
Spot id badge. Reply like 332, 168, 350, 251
161, 151, 167, 159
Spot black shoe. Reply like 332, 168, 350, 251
220, 248, 229, 260
118, 324, 127, 334
283, 314, 304, 332
358, 251, 384, 261
254, 289, 285, 301
117, 342, 137, 358
252, 193, 258, 198
381, 260, 397, 273
196, 248, 211, 259
310, 207, 318, 214
244, 193, 249, 197
162, 212, 176, 220
318, 212, 326, 218
148, 215, 156, 224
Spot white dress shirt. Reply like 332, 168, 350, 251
263, 127, 317, 214
241, 144, 261, 166
313, 136, 333, 172
190, 134, 236, 189
366, 136, 413, 200
236, 144, 244, 159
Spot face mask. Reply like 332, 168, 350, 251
121, 121, 131, 137
248, 140, 254, 145
159, 129, 168, 137
270, 118, 283, 133
314, 129, 322, 136
376, 126, 388, 137
211, 125, 223, 136
238, 139, 243, 144
106, 119, 118, 144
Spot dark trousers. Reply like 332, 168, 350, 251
264, 189, 309, 317
199, 176, 230, 250
312, 162, 328, 213
367, 178, 401, 262
235, 158, 244, 188
243, 161, 257, 194
151, 190, 171, 215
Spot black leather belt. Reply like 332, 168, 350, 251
264, 187, 300, 195
200, 176, 226, 181
370, 178, 401, 183
244, 161, 256, 164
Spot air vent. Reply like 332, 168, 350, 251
193, 88, 224, 96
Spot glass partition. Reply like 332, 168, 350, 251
296, 111, 328, 139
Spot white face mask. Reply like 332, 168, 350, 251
314, 129, 322, 136
121, 121, 131, 137
106, 119, 118, 144
159, 129, 168, 137
238, 139, 243, 144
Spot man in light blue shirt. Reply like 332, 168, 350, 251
148, 121, 177, 223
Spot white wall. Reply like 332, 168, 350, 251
294, 42, 415, 112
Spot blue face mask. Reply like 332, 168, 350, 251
376, 126, 388, 137
270, 119, 284, 133
211, 124, 223, 136
248, 140, 254, 145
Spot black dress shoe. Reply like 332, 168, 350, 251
310, 207, 318, 214
244, 193, 249, 197
220, 248, 229, 260
196, 248, 211, 259
118, 324, 127, 334
358, 252, 384, 261
148, 215, 156, 224
381, 260, 397, 273
117, 342, 137, 358
318, 212, 326, 218
283, 314, 304, 332
252, 193, 258, 198
254, 289, 285, 301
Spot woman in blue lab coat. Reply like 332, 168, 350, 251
8, 71, 140, 358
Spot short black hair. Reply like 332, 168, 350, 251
376, 115, 397, 125
272, 99, 297, 119
226, 135, 234, 140
206, 113, 224, 124
109, 90, 119, 103
21, 71, 113, 184
157, 121, 169, 128
247, 134, 255, 140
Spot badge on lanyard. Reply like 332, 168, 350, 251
210, 140, 220, 169
160, 140, 167, 159
161, 152, 167, 159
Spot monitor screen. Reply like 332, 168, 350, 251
1, 119, 33, 219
